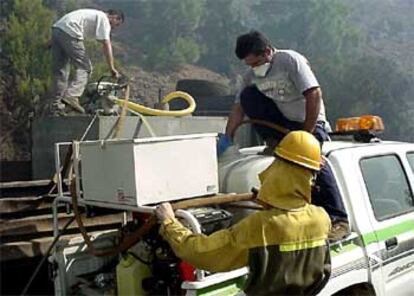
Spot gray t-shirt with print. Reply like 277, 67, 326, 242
235, 49, 328, 125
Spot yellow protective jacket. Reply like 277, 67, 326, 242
160, 160, 331, 295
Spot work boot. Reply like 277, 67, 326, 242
62, 97, 85, 114
328, 219, 351, 242
49, 100, 67, 116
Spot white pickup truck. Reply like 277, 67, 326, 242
216, 133, 414, 296
52, 118, 414, 296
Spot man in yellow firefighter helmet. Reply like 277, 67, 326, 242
156, 131, 331, 296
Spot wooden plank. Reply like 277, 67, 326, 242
0, 179, 51, 189
0, 230, 118, 262
0, 195, 53, 214
0, 213, 124, 239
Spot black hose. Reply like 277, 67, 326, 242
20, 215, 76, 296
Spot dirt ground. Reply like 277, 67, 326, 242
124, 64, 231, 106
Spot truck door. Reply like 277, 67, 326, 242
360, 154, 414, 296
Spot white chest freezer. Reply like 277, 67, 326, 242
78, 133, 218, 207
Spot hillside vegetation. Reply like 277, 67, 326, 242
1, 0, 413, 160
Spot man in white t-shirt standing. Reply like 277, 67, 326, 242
50, 8, 124, 115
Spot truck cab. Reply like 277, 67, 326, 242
322, 140, 414, 295
218, 117, 414, 296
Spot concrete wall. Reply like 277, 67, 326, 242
32, 116, 255, 180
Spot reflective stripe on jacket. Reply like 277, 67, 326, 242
160, 204, 331, 295
160, 159, 331, 295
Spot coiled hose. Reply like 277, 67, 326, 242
113, 91, 196, 117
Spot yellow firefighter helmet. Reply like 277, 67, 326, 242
275, 131, 321, 171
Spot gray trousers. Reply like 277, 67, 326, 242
51, 28, 92, 100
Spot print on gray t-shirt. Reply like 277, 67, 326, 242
235, 49, 328, 124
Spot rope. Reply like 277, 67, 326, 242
70, 179, 157, 257
20, 216, 76, 295
113, 85, 130, 139
47, 114, 98, 195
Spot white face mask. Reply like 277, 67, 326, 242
252, 62, 271, 77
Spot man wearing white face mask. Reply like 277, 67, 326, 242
224, 30, 329, 143
219, 30, 350, 242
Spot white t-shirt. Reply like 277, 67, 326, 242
53, 9, 111, 40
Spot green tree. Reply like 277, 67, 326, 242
1, 0, 54, 157
336, 55, 414, 141
3, 0, 54, 109
255, 0, 361, 106
84, 39, 116, 81
258, 0, 413, 141
139, 0, 205, 70
197, 0, 258, 74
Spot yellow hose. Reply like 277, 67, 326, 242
113, 91, 196, 117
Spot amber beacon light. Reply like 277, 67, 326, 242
335, 115, 384, 133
